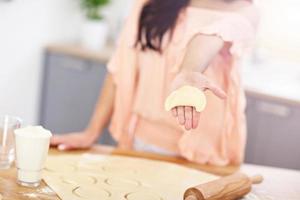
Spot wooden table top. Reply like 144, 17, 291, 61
0, 145, 299, 200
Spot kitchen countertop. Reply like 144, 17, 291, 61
242, 59, 300, 105
0, 145, 299, 200
46, 44, 114, 63
46, 44, 300, 105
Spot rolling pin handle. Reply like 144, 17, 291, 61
250, 175, 264, 184
184, 195, 198, 200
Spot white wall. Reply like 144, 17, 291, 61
0, 0, 133, 125
256, 0, 300, 62
0, 0, 83, 125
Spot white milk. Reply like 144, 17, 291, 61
14, 126, 52, 187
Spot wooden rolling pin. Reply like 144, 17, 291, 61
184, 173, 263, 200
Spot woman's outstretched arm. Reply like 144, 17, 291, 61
171, 34, 227, 130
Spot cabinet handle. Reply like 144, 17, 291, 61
60, 59, 92, 72
256, 101, 290, 117
62, 63, 92, 71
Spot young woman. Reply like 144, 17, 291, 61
51, 0, 259, 166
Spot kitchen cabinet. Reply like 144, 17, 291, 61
39, 48, 116, 146
245, 91, 300, 170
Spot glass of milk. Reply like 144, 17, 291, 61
0, 116, 22, 169
14, 126, 52, 187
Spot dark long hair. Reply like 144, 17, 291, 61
136, 0, 190, 52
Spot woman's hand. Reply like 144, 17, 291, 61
50, 130, 99, 151
170, 71, 226, 130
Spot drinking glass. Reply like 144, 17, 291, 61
0, 116, 22, 169
14, 126, 52, 187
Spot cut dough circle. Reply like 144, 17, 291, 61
61, 174, 97, 185
165, 86, 207, 112
45, 161, 76, 173
73, 187, 110, 199
102, 165, 137, 175
104, 177, 141, 188
125, 191, 162, 200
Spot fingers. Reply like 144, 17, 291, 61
177, 106, 185, 125
58, 144, 74, 151
184, 106, 193, 130
173, 106, 200, 130
172, 107, 178, 117
50, 132, 94, 151
50, 135, 64, 146
192, 108, 200, 129
58, 142, 88, 151
51, 135, 74, 151
57, 144, 68, 151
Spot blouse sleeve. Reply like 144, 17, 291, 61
182, 6, 260, 57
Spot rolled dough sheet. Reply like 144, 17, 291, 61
43, 154, 218, 200
165, 86, 207, 112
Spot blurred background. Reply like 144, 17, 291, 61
0, 0, 299, 169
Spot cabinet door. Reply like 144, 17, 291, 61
245, 93, 300, 170
245, 95, 259, 163
40, 52, 116, 145
254, 100, 299, 169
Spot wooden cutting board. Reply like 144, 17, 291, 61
0, 147, 298, 200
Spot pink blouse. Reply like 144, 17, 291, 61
107, 0, 259, 166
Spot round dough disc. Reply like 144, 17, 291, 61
165, 85, 207, 112
73, 187, 110, 199
102, 165, 137, 175
61, 174, 97, 185
45, 161, 76, 173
